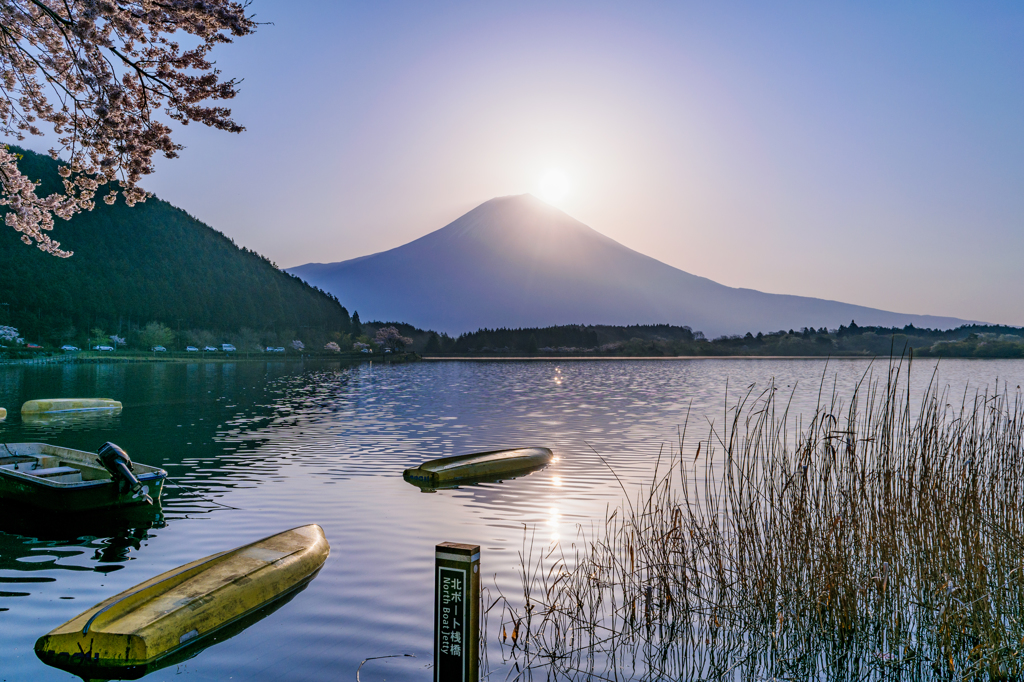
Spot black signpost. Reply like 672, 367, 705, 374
434, 542, 480, 682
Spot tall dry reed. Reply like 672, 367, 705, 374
495, 361, 1024, 680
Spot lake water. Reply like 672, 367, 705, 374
1, 357, 1023, 681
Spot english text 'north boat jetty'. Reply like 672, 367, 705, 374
0, 442, 166, 512
403, 447, 553, 489
35, 524, 330, 678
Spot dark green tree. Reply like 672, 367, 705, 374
139, 322, 174, 349
425, 333, 442, 354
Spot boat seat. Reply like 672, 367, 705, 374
29, 466, 83, 483
0, 456, 36, 465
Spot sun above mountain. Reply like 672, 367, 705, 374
537, 168, 570, 205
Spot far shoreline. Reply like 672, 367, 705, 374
0, 352, 418, 367
421, 355, 981, 361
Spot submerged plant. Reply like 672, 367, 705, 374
496, 360, 1024, 680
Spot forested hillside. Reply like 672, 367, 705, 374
0, 147, 352, 346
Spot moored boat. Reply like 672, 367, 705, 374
0, 442, 165, 512
35, 524, 330, 677
39, 585, 311, 680
22, 398, 122, 414
403, 447, 553, 488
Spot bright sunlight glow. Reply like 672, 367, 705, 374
537, 168, 570, 205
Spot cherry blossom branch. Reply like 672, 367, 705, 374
0, 0, 257, 256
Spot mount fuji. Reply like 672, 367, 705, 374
289, 195, 973, 337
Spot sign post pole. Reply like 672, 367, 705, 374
434, 542, 480, 682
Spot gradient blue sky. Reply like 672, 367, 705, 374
33, 2, 1024, 324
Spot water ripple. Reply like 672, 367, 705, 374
1, 358, 1023, 680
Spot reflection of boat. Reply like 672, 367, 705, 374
36, 525, 330, 677
0, 443, 166, 512
21, 398, 122, 414
403, 447, 553, 489
0, 500, 165, 580
20, 409, 121, 428
0, 521, 162, 578
0, 502, 166, 548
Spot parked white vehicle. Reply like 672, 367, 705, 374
221, 344, 236, 352
93, 345, 114, 352
185, 346, 199, 352
60, 345, 79, 352
151, 346, 167, 352
203, 346, 218, 352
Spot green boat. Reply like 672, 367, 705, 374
403, 447, 553, 490
0, 442, 166, 512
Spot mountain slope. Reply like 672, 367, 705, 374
290, 194, 973, 337
1, 147, 351, 342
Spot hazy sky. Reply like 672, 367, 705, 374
28, 2, 1024, 324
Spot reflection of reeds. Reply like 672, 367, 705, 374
496, 361, 1024, 680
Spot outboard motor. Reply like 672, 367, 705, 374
98, 442, 153, 504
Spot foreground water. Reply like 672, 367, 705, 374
1, 357, 1023, 681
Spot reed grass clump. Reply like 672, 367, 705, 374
497, 362, 1024, 680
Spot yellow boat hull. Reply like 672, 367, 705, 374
21, 398, 122, 414
35, 524, 329, 675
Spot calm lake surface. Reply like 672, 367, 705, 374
2, 357, 1023, 681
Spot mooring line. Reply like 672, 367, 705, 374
165, 476, 242, 510
355, 653, 416, 682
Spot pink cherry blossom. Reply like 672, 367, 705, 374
0, 0, 256, 256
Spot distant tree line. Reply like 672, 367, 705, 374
359, 320, 1024, 359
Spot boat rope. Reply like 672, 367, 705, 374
356, 654, 416, 682
164, 476, 243, 511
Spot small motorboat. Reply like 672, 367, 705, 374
403, 447, 554, 489
21, 398, 122, 414
36, 525, 330, 678
0, 442, 165, 512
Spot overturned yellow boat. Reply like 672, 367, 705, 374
404, 447, 553, 488
35, 524, 329, 677
22, 398, 122, 414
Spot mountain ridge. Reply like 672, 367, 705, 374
290, 194, 977, 337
